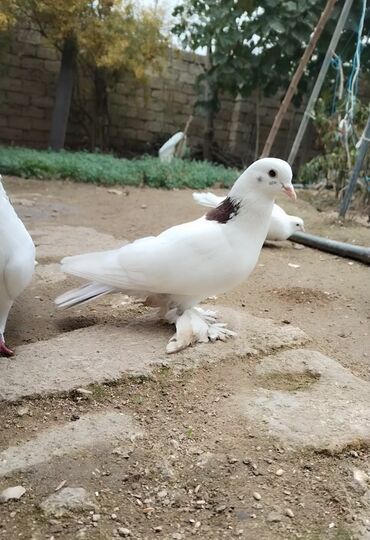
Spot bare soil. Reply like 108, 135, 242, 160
1, 177, 370, 540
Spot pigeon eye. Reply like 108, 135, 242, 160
268, 169, 277, 178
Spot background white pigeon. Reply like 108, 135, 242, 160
193, 192, 304, 241
0, 176, 35, 356
56, 158, 295, 353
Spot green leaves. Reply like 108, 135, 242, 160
172, 0, 370, 122
269, 19, 286, 34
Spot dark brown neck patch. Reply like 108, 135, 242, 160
205, 197, 240, 224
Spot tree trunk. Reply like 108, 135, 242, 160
93, 67, 109, 150
203, 102, 215, 162
49, 37, 78, 151
203, 46, 216, 161
254, 87, 261, 160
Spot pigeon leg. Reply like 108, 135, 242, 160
166, 308, 209, 354
0, 334, 14, 357
166, 309, 194, 354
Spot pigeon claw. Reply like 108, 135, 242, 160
0, 340, 15, 357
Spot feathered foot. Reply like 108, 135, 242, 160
166, 309, 208, 354
166, 307, 236, 354
0, 336, 14, 357
195, 307, 237, 341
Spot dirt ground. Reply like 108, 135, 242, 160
1, 177, 370, 540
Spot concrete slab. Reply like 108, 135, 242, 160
0, 306, 308, 402
0, 411, 141, 477
30, 225, 125, 260
235, 349, 370, 451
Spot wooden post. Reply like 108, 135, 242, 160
261, 0, 337, 158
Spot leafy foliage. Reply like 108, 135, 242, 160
172, 1, 370, 113
299, 99, 370, 201
0, 147, 238, 189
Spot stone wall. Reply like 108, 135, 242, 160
0, 25, 317, 168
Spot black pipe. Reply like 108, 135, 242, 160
289, 232, 370, 265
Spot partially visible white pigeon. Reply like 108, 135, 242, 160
0, 176, 36, 356
193, 192, 304, 241
55, 158, 295, 353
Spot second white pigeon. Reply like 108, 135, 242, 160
193, 192, 304, 240
0, 176, 36, 356
56, 158, 295, 353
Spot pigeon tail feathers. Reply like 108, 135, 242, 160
55, 281, 115, 309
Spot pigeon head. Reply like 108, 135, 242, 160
290, 216, 305, 233
229, 158, 295, 201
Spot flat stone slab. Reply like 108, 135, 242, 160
0, 306, 308, 402
30, 225, 125, 260
235, 349, 370, 451
0, 411, 141, 477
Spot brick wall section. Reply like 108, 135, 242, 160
0, 26, 317, 167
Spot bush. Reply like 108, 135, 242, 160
0, 147, 239, 189
299, 99, 370, 200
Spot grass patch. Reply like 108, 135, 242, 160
0, 146, 239, 189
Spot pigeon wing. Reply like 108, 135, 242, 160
61, 218, 232, 297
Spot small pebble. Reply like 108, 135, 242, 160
118, 528, 131, 537
92, 514, 100, 522
154, 526, 163, 533
267, 511, 282, 523
285, 508, 294, 518
253, 492, 261, 501
16, 406, 29, 417
111, 513, 118, 520
76, 388, 93, 396
0, 486, 26, 503
276, 468, 284, 476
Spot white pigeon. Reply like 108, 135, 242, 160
55, 158, 295, 353
0, 176, 36, 356
193, 193, 304, 241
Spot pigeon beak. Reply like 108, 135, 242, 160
282, 184, 297, 200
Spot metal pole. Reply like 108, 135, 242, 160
289, 232, 370, 265
339, 111, 370, 217
261, 0, 337, 158
288, 0, 354, 166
